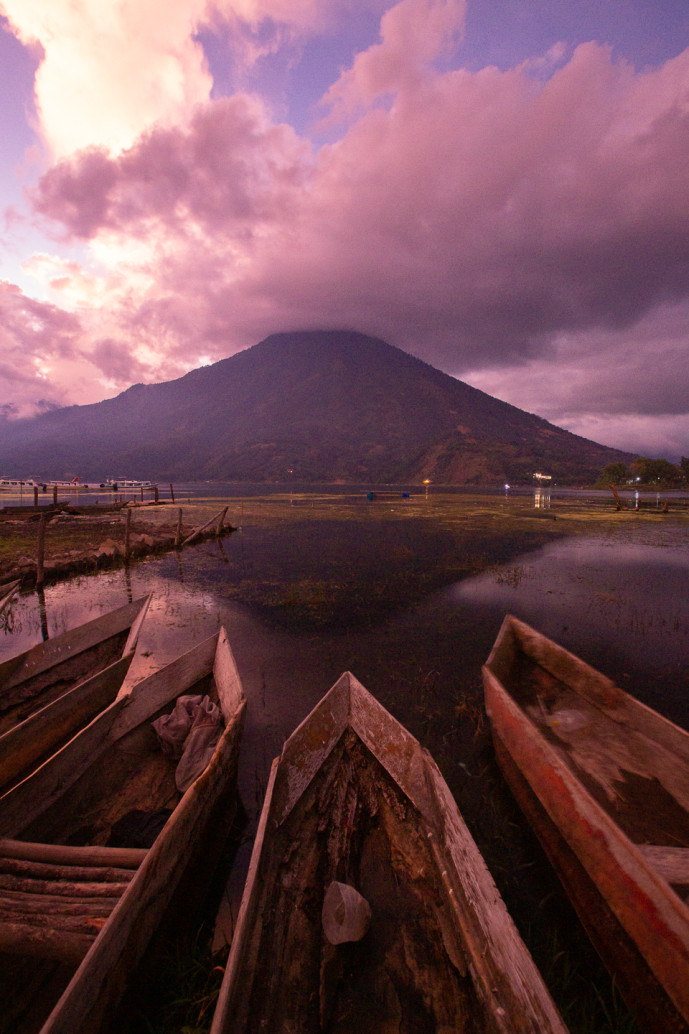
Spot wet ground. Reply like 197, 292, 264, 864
1, 487, 688, 1032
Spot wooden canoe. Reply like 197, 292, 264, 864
0, 626, 246, 1034
0, 581, 20, 615
0, 596, 151, 796
482, 614, 689, 1034
211, 670, 567, 1034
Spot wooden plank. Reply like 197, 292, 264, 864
0, 857, 138, 882
0, 919, 96, 963
213, 628, 247, 724
0, 652, 135, 794
0, 696, 128, 838
0, 892, 121, 916
638, 845, 689, 885
0, 595, 151, 692
0, 873, 131, 896
0, 839, 146, 869
108, 632, 220, 740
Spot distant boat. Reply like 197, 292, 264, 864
212, 670, 568, 1034
0, 478, 43, 491
483, 614, 689, 1033
101, 478, 156, 490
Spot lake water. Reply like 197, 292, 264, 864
3, 501, 688, 806
2, 491, 688, 1029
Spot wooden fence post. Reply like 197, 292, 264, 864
36, 514, 46, 587
124, 507, 132, 560
154, 485, 159, 504
169, 483, 175, 503
33, 487, 39, 510
53, 485, 58, 505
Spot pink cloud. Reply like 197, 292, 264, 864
321, 0, 467, 118
20, 37, 689, 458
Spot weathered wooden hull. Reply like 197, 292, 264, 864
0, 628, 246, 1034
0, 596, 151, 796
482, 614, 689, 1033
212, 671, 567, 1034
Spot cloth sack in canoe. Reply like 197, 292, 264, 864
152, 694, 224, 792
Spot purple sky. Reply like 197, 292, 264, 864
1, 0, 688, 459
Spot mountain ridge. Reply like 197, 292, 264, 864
0, 330, 634, 483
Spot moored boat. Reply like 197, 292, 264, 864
0, 627, 246, 1033
211, 670, 568, 1034
0, 596, 151, 797
482, 614, 689, 1033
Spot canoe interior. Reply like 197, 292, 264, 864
492, 632, 689, 873
20, 671, 215, 847
232, 727, 487, 1034
0, 671, 217, 1034
0, 630, 131, 738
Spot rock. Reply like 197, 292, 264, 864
96, 538, 123, 558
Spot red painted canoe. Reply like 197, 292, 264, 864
483, 614, 689, 1033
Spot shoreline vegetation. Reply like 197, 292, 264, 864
1, 489, 687, 1032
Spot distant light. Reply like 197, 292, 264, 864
504, 484, 510, 490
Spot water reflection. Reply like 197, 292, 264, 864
533, 487, 551, 509
2, 526, 688, 811
441, 536, 689, 724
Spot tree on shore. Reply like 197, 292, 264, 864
630, 457, 684, 485
595, 457, 687, 488
594, 462, 629, 487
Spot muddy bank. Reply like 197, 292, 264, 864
0, 504, 236, 588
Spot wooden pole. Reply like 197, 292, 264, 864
181, 507, 228, 547
154, 485, 159, 504
53, 485, 58, 505
169, 483, 175, 503
36, 514, 46, 587
124, 507, 132, 560
33, 487, 39, 510
216, 506, 228, 537
175, 508, 183, 547
140, 487, 144, 502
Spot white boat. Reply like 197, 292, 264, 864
102, 478, 156, 490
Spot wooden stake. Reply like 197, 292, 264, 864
175, 508, 183, 547
36, 514, 46, 587
33, 487, 39, 510
53, 484, 58, 505
124, 507, 132, 560
154, 485, 159, 503
181, 507, 228, 547
169, 483, 175, 503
